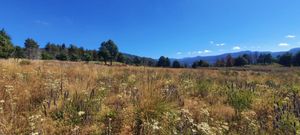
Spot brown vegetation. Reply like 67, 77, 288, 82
1, 59, 300, 134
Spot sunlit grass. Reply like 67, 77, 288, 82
0, 59, 300, 134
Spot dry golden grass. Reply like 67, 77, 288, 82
1, 59, 300, 134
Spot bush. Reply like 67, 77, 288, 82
19, 60, 31, 65
193, 80, 211, 97
228, 89, 253, 115
41, 52, 54, 60
56, 53, 68, 61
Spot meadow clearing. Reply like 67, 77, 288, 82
0, 59, 300, 135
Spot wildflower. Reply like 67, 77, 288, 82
221, 124, 229, 131
189, 118, 194, 123
4, 85, 14, 93
200, 108, 210, 117
197, 122, 215, 135
173, 128, 178, 134
78, 111, 85, 116
31, 132, 39, 135
71, 126, 80, 133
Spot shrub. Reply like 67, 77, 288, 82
19, 60, 31, 65
228, 89, 253, 116
193, 80, 211, 98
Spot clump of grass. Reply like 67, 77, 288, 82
19, 60, 31, 65
227, 89, 253, 117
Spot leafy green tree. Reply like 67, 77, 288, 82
41, 52, 54, 60
192, 60, 209, 68
24, 38, 39, 59
215, 59, 225, 67
78, 47, 85, 59
117, 53, 125, 63
69, 54, 80, 61
226, 54, 234, 67
99, 42, 110, 65
13, 46, 25, 59
68, 44, 80, 61
157, 56, 166, 67
165, 57, 170, 67
264, 53, 273, 64
0, 29, 14, 58
292, 51, 300, 66
242, 54, 252, 64
45, 43, 60, 58
234, 56, 248, 66
198, 60, 209, 67
81, 53, 92, 62
147, 60, 155, 67
105, 40, 119, 65
157, 56, 170, 67
56, 53, 68, 61
172, 60, 181, 68
91, 50, 99, 61
278, 53, 292, 67
257, 53, 272, 64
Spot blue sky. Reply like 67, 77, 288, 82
1, 0, 300, 58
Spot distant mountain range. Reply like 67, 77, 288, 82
173, 48, 300, 66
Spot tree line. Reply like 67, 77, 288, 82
0, 28, 156, 66
2, 28, 300, 68
156, 52, 300, 68
192, 52, 300, 68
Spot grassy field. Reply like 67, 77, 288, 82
1, 59, 300, 134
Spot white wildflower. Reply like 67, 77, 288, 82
31, 132, 39, 135
78, 111, 85, 116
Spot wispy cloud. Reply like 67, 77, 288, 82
216, 43, 225, 46
188, 51, 197, 55
176, 52, 182, 55
210, 41, 225, 47
232, 46, 241, 50
34, 20, 50, 26
187, 49, 212, 55
278, 43, 289, 47
204, 50, 211, 53
286, 35, 296, 39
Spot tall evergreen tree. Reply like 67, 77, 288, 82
99, 42, 110, 65
165, 57, 170, 67
24, 38, 39, 59
157, 56, 166, 67
117, 53, 125, 63
278, 53, 292, 67
234, 56, 248, 66
106, 40, 119, 65
225, 54, 234, 67
98, 40, 119, 65
292, 51, 300, 66
172, 60, 181, 68
157, 56, 170, 67
242, 54, 252, 64
0, 29, 14, 58
13, 46, 25, 59
215, 59, 225, 67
